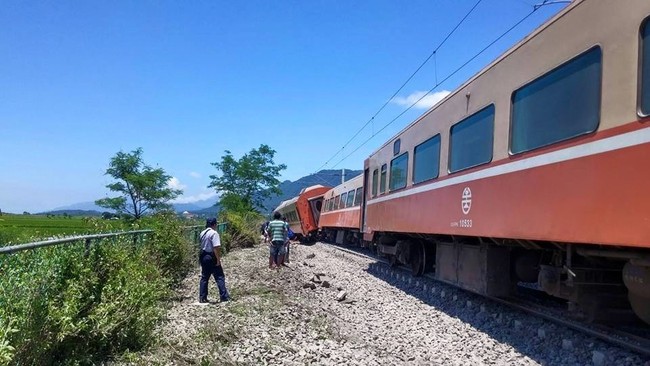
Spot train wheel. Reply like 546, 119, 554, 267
629, 292, 650, 325
389, 255, 398, 268
410, 242, 425, 277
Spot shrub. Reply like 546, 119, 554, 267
218, 210, 264, 251
141, 212, 194, 284
0, 214, 194, 365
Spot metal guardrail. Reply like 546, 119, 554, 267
0, 222, 228, 255
0, 230, 153, 255
184, 223, 228, 235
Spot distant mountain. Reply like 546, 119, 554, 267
192, 203, 221, 217
49, 198, 216, 215
36, 209, 104, 217
51, 201, 107, 212
173, 198, 216, 211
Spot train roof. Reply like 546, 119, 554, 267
368, 0, 582, 157
331, 174, 363, 191
299, 184, 327, 194
274, 196, 299, 212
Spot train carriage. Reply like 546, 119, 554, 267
274, 185, 330, 241
319, 174, 364, 244
361, 0, 650, 324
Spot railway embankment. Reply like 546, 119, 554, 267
122, 242, 650, 365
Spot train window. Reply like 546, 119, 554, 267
346, 190, 355, 207
324, 199, 329, 212
380, 164, 387, 194
413, 135, 441, 184
340, 193, 348, 209
449, 104, 495, 173
372, 169, 379, 197
511, 47, 601, 154
389, 153, 408, 191
334, 195, 340, 210
354, 187, 363, 206
642, 19, 650, 115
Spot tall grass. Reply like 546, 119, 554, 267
218, 210, 264, 252
0, 212, 194, 365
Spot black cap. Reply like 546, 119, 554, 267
206, 218, 217, 227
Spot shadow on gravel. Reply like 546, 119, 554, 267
328, 243, 649, 366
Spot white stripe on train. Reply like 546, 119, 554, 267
367, 126, 650, 206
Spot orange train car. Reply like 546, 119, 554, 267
359, 0, 650, 324
273, 185, 330, 241
319, 174, 364, 244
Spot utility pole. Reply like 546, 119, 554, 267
341, 168, 345, 184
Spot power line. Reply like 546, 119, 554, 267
329, 6, 543, 169
313, 0, 483, 173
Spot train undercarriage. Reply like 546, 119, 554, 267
320, 228, 361, 246
370, 233, 650, 326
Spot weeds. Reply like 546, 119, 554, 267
0, 213, 194, 365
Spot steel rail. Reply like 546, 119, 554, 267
320, 242, 650, 358
0, 230, 153, 255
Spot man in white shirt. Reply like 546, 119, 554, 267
199, 218, 230, 303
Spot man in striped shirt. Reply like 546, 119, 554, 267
267, 211, 288, 269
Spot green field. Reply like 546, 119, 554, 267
0, 214, 124, 245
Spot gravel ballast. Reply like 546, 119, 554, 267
120, 242, 650, 365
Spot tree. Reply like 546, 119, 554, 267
96, 148, 182, 220
209, 144, 286, 213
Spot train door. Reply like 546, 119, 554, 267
308, 196, 324, 227
361, 168, 369, 233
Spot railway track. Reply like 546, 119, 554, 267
320, 242, 650, 358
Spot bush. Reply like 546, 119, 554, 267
141, 212, 195, 284
0, 214, 194, 365
218, 210, 264, 251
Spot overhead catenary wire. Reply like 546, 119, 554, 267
313, 0, 483, 173
328, 6, 544, 169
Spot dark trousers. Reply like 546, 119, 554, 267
199, 251, 229, 301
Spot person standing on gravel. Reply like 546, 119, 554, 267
199, 218, 230, 303
282, 216, 293, 265
267, 212, 288, 269
261, 220, 270, 243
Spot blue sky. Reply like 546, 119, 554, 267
0, 0, 567, 213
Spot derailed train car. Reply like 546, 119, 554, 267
273, 185, 330, 241
353, 0, 650, 324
